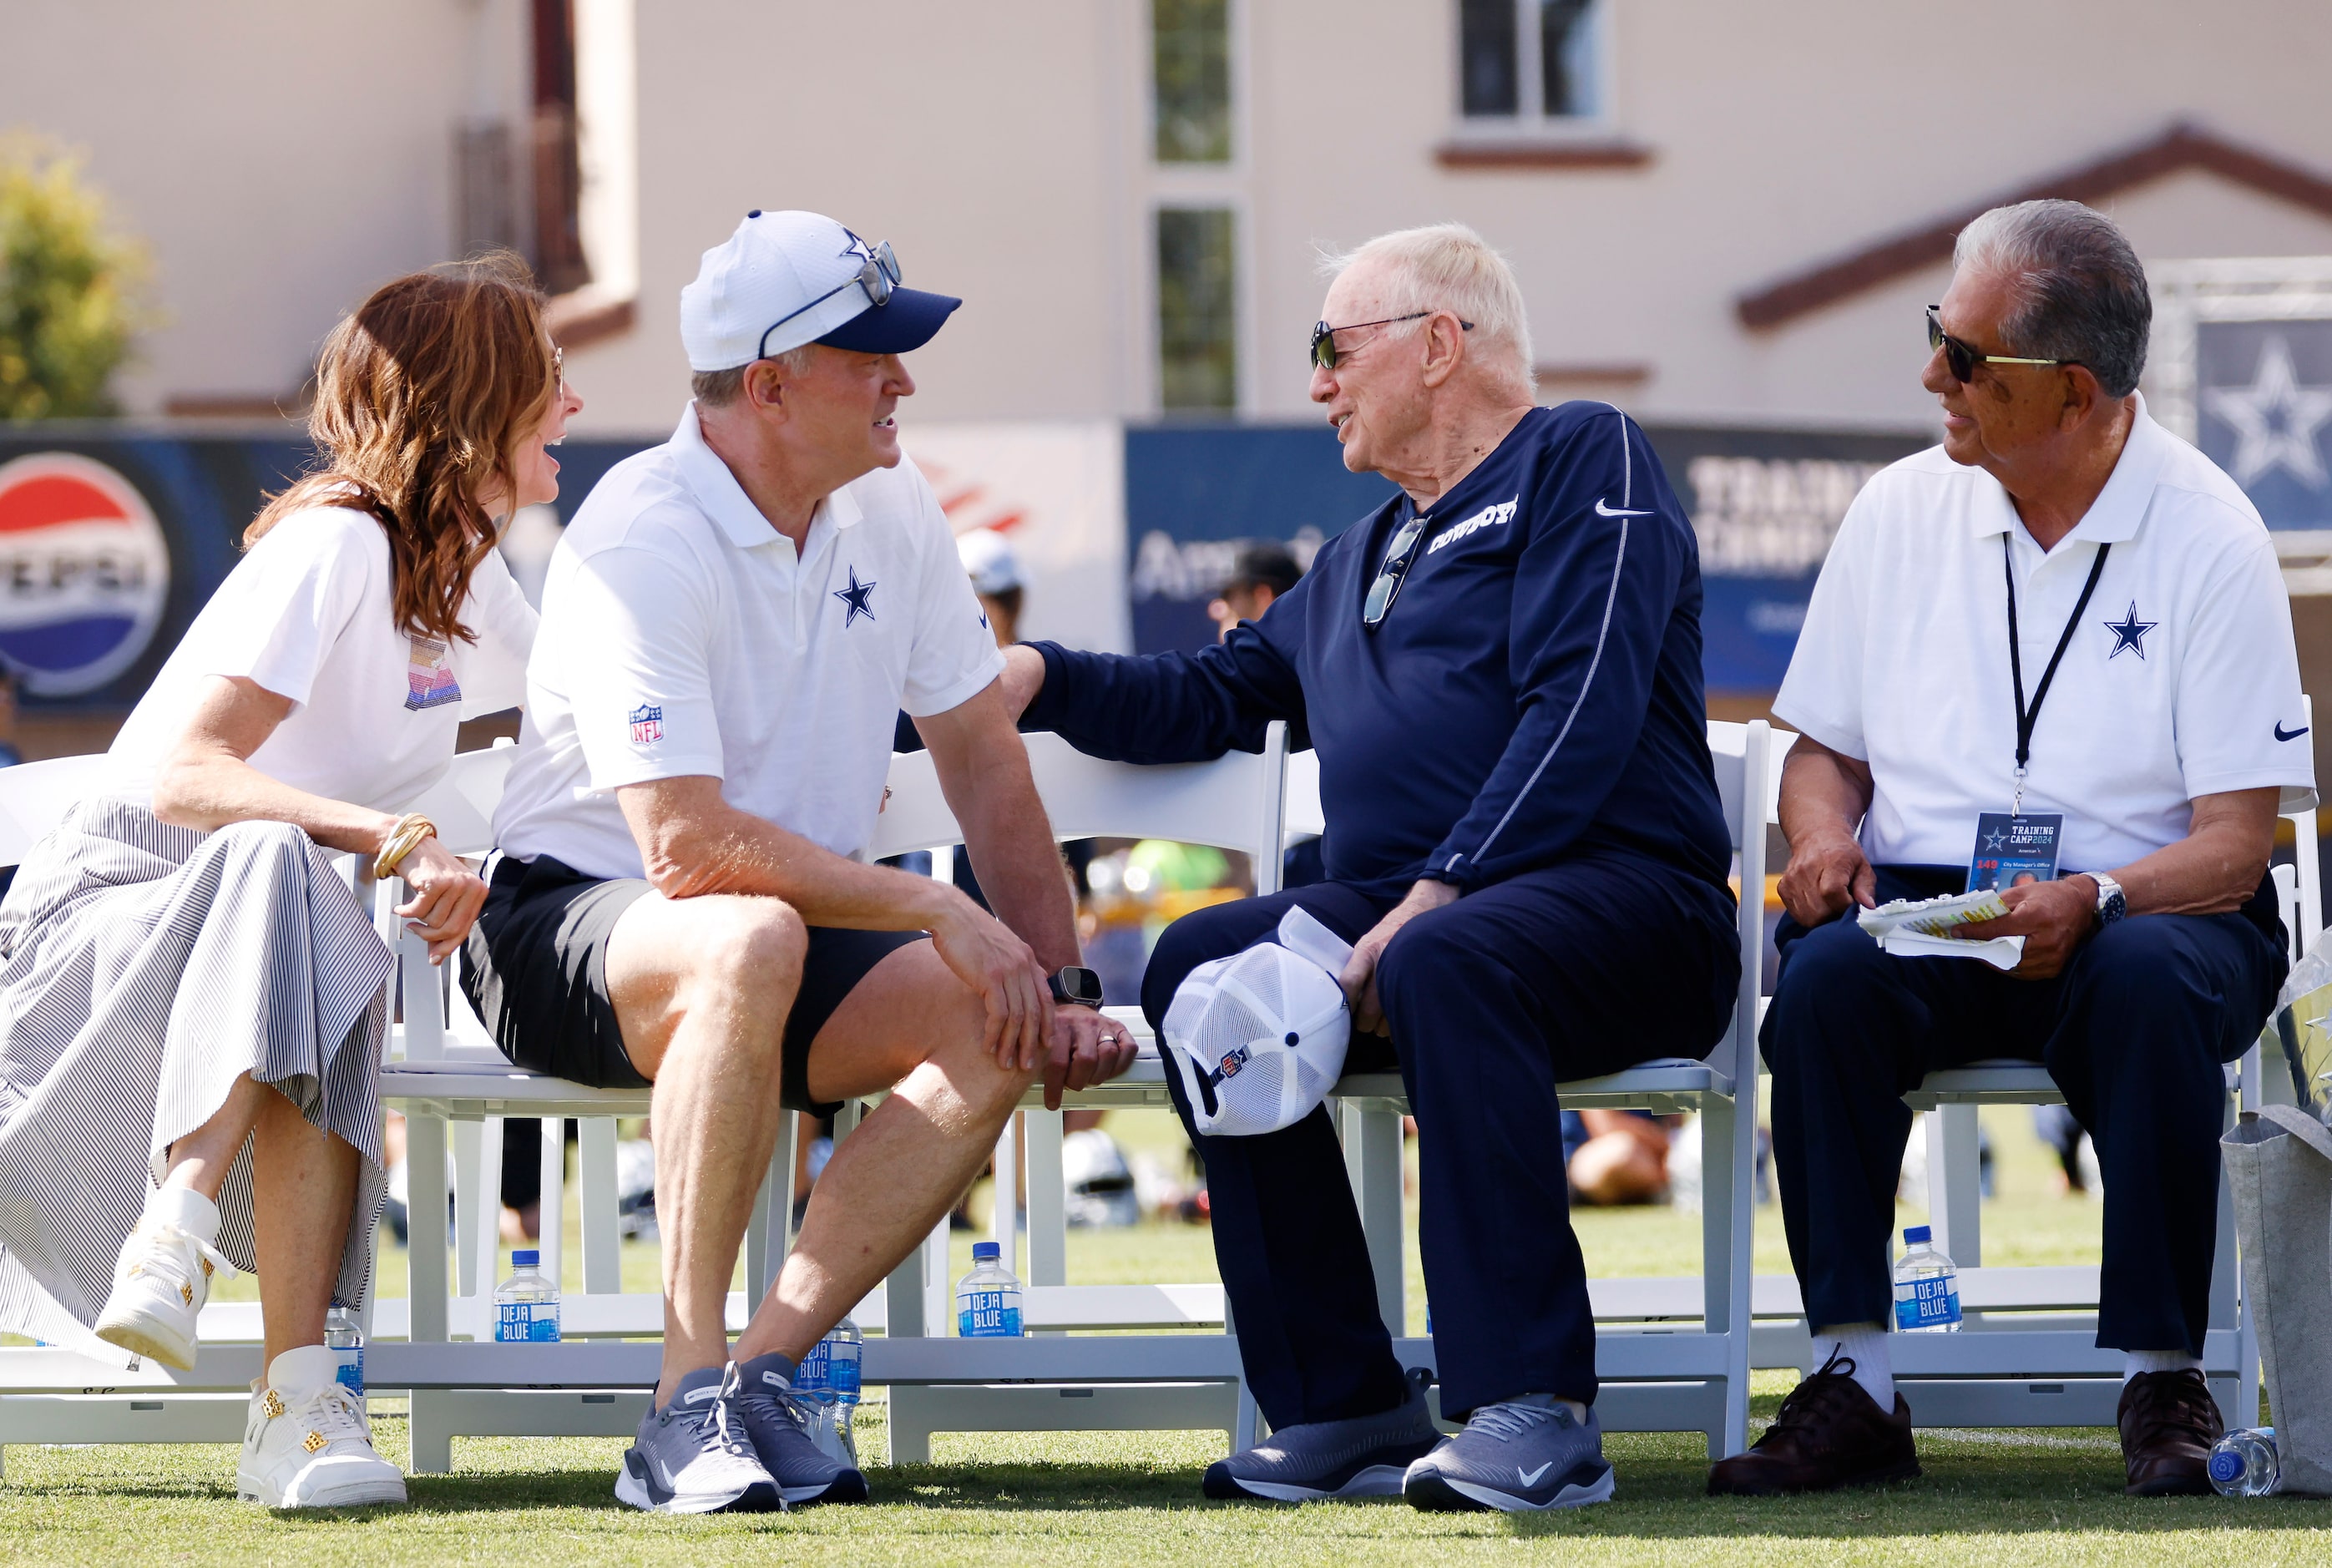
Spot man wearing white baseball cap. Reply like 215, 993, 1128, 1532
471, 210, 1136, 1514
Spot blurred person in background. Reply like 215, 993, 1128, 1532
958, 526, 1025, 644
471, 211, 1136, 1515
1004, 223, 1738, 1513
1717, 201, 2311, 1501
0, 256, 567, 1510
1207, 542, 1303, 642
1563, 1110, 1672, 1206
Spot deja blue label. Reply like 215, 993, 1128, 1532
495, 1302, 561, 1343
799, 1337, 863, 1397
1894, 1275, 1961, 1331
958, 1290, 1023, 1338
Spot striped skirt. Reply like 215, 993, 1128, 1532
0, 797, 392, 1365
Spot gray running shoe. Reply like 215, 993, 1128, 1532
732, 1350, 870, 1505
1404, 1394, 1614, 1512
1202, 1369, 1440, 1502
614, 1363, 782, 1515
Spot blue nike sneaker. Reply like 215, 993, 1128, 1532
1404, 1394, 1615, 1512
1202, 1369, 1440, 1502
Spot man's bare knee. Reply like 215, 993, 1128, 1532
683, 897, 807, 1010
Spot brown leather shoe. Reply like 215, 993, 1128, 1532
2118, 1368, 2223, 1497
1707, 1352, 1920, 1495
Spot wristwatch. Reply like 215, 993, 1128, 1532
2090, 873, 2127, 928
1047, 965, 1105, 1009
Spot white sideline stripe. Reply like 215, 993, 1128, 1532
1458, 409, 1637, 874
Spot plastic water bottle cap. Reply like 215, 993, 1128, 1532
972, 1242, 1000, 1261
1903, 1226, 1931, 1245
512, 1250, 539, 1267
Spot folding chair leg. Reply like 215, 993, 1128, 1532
1925, 1103, 1982, 1267
883, 1217, 949, 1465
1024, 1108, 1066, 1338
744, 1112, 797, 1307
577, 1117, 621, 1296
1698, 1099, 1746, 1459
405, 1109, 453, 1474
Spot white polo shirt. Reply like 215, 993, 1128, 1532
493, 403, 1004, 882
1775, 397, 2316, 874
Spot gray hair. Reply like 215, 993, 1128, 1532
692, 343, 816, 407
1951, 200, 2150, 398
1318, 223, 1535, 400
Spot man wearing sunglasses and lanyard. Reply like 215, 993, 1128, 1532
999, 224, 1739, 1511
474, 210, 1137, 1514
1712, 200, 2314, 1500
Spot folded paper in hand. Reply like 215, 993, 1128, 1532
1856, 889, 2025, 970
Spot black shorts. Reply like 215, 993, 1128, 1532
458, 854, 928, 1117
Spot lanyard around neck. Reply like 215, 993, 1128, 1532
2003, 535, 2111, 817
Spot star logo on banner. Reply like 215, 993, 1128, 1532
833, 566, 878, 627
2203, 336, 2332, 489
2102, 601, 2157, 660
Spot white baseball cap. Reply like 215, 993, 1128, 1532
679, 210, 963, 372
1161, 908, 1355, 1138
957, 528, 1024, 596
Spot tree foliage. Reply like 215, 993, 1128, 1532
0, 139, 148, 420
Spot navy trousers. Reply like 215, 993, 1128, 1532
1761, 865, 2285, 1355
1141, 850, 1737, 1424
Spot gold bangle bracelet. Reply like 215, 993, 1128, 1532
372, 813, 438, 881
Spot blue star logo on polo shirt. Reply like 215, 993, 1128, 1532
833, 566, 878, 627
2102, 601, 2157, 660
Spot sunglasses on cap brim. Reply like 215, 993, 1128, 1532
756, 237, 903, 361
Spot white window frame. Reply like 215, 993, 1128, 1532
1449, 0, 1618, 143
1139, 0, 1257, 415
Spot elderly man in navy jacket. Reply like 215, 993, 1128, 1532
1000, 225, 1738, 1513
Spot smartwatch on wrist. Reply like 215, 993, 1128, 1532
1047, 965, 1104, 1009
2090, 872, 2127, 928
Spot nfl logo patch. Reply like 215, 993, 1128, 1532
629, 703, 664, 745
1217, 1045, 1249, 1080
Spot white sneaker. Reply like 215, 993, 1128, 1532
238, 1346, 407, 1510
92, 1202, 233, 1371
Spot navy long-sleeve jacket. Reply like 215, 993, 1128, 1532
1023, 402, 1733, 902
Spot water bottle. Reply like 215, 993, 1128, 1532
494, 1249, 561, 1343
956, 1242, 1023, 1338
1892, 1225, 1961, 1333
793, 1315, 863, 1465
2208, 1427, 2281, 1497
324, 1306, 364, 1398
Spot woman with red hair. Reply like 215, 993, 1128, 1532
0, 254, 579, 1509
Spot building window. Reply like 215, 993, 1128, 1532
1459, 0, 1604, 122
1156, 207, 1237, 412
1153, 0, 1232, 163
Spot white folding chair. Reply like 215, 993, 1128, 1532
1759, 716, 2320, 1433
860, 724, 1291, 1460
1275, 723, 1768, 1458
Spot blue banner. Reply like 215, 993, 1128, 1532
1122, 417, 1927, 694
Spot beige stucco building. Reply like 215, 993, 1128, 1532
12, 1, 2332, 438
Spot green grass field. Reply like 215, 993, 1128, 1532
6, 1106, 2325, 1565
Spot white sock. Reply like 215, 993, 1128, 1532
265, 1343, 340, 1395
1813, 1323, 1894, 1409
144, 1184, 220, 1245
2122, 1349, 2202, 1381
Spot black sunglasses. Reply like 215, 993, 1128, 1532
1363, 512, 1434, 630
1925, 306, 2071, 384
1311, 312, 1474, 372
756, 235, 902, 360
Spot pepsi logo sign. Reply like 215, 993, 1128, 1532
0, 453, 171, 695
